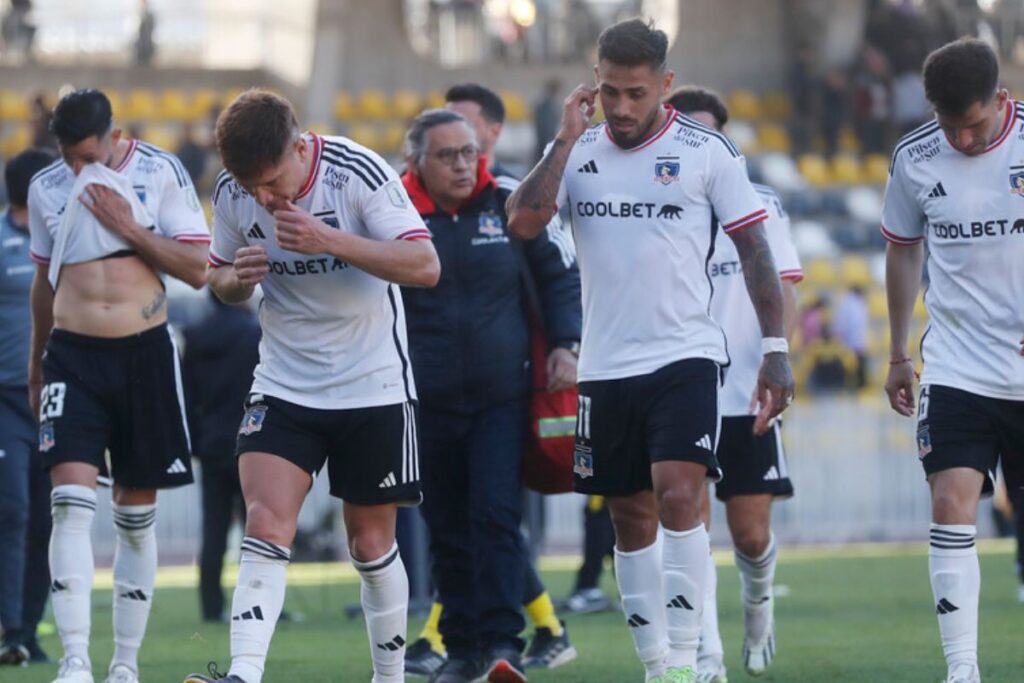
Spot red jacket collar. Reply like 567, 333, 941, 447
401, 156, 495, 215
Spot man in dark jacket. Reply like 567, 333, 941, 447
400, 109, 581, 683
182, 292, 261, 622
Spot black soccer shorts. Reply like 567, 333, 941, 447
713, 416, 794, 501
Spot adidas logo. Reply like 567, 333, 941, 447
248, 222, 267, 239
577, 160, 599, 174
233, 606, 264, 621
50, 580, 67, 593
936, 598, 959, 615
667, 594, 694, 610
376, 634, 406, 652
120, 589, 148, 601
763, 466, 780, 481
166, 458, 187, 474
695, 434, 712, 451
626, 613, 650, 628
927, 182, 947, 198
378, 472, 397, 489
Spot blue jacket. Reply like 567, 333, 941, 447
401, 162, 581, 414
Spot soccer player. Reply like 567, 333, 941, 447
27, 89, 210, 683
667, 86, 802, 682
183, 89, 439, 683
882, 38, 1024, 683
507, 19, 794, 683
0, 147, 57, 667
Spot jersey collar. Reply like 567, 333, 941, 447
112, 139, 138, 172
604, 104, 677, 152
295, 133, 323, 200
401, 156, 495, 216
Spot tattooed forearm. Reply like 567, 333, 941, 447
507, 139, 571, 239
731, 224, 784, 338
141, 291, 167, 320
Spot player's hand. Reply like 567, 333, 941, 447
556, 85, 598, 144
274, 201, 333, 255
752, 352, 795, 435
80, 184, 140, 239
233, 245, 269, 286
546, 347, 578, 393
884, 358, 917, 417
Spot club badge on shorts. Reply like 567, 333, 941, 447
573, 445, 594, 479
239, 404, 268, 436
39, 422, 56, 453
917, 427, 932, 459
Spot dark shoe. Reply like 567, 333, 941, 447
562, 588, 612, 614
522, 621, 577, 669
406, 636, 447, 676
483, 649, 527, 683
0, 642, 28, 666
427, 657, 486, 683
183, 662, 246, 682
24, 638, 50, 664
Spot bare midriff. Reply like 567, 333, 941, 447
53, 256, 167, 338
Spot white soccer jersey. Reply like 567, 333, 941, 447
881, 99, 1024, 400
557, 107, 768, 381
710, 183, 802, 416
208, 133, 431, 410
28, 139, 210, 266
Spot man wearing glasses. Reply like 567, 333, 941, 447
400, 109, 581, 683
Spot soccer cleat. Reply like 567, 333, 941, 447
662, 666, 698, 683
426, 657, 486, 683
562, 588, 612, 614
522, 621, 577, 669
103, 664, 139, 683
944, 662, 981, 683
483, 650, 527, 683
26, 638, 52, 664
696, 656, 728, 683
405, 636, 447, 676
183, 662, 245, 683
0, 642, 29, 665
742, 595, 775, 676
52, 656, 94, 683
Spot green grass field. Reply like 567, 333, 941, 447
3, 542, 1022, 683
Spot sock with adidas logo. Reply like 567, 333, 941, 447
353, 542, 408, 683
111, 503, 158, 673
229, 537, 291, 683
735, 532, 777, 604
929, 523, 979, 672
49, 485, 97, 668
614, 538, 668, 680
663, 524, 709, 670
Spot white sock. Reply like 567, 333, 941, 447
698, 549, 723, 664
735, 532, 777, 604
614, 538, 668, 680
929, 524, 979, 671
663, 524, 709, 670
352, 543, 408, 683
111, 503, 158, 673
50, 485, 97, 667
228, 537, 291, 683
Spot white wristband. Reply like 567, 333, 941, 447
762, 337, 789, 355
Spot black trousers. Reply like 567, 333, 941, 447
199, 457, 245, 621
575, 496, 615, 592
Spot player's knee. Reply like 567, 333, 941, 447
656, 486, 702, 530
732, 526, 770, 558
609, 500, 659, 549
348, 527, 395, 564
931, 488, 977, 524
244, 500, 295, 546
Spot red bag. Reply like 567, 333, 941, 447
520, 310, 577, 494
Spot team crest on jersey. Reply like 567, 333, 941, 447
478, 212, 504, 237
239, 404, 268, 436
654, 160, 680, 185
1010, 169, 1024, 196
573, 445, 594, 479
133, 185, 147, 203
39, 423, 55, 453
916, 427, 932, 459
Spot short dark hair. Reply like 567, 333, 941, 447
4, 147, 57, 206
215, 89, 300, 180
597, 18, 668, 71
665, 86, 729, 129
51, 89, 113, 146
445, 83, 505, 125
923, 37, 999, 117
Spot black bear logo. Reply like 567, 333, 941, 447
658, 204, 684, 219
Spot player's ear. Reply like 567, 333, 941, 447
995, 88, 1009, 109
109, 128, 123, 145
661, 69, 675, 97
592, 64, 600, 86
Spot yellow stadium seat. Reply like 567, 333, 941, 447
756, 123, 791, 153
138, 124, 177, 151
761, 91, 792, 119
868, 289, 888, 320
1, 125, 31, 157
863, 154, 889, 185
222, 89, 246, 107
804, 258, 838, 288
500, 91, 529, 123
347, 123, 381, 150
840, 255, 872, 287
192, 89, 220, 119
380, 124, 406, 155
913, 294, 927, 319
104, 90, 125, 120
0, 91, 30, 121
125, 89, 159, 121
727, 89, 762, 121
425, 90, 446, 110
392, 90, 422, 121
838, 127, 862, 154
334, 92, 357, 122
158, 90, 191, 122
798, 154, 833, 187
357, 90, 391, 121
831, 155, 864, 185
308, 122, 335, 136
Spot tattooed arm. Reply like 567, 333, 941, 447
730, 222, 795, 434
507, 84, 597, 239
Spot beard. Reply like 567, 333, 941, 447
606, 106, 664, 148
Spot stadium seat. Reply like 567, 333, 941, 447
380, 124, 406, 155
797, 154, 833, 187
222, 88, 246, 107
863, 154, 889, 185
334, 91, 357, 122
104, 90, 125, 120
139, 124, 178, 151
347, 123, 381, 150
357, 90, 391, 121
425, 90, 446, 110
307, 122, 335, 136
761, 91, 792, 119
158, 89, 192, 122
913, 294, 927, 319
838, 127, 862, 154
867, 289, 888, 320
0, 124, 30, 157
727, 89, 762, 121
500, 90, 530, 123
840, 255, 871, 287
726, 120, 757, 154
0, 91, 30, 121
192, 89, 221, 119
803, 258, 838, 288
392, 90, 422, 121
830, 155, 864, 185
125, 89, 159, 121
757, 123, 792, 153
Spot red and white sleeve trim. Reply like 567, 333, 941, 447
395, 228, 432, 241
173, 233, 212, 243
880, 224, 924, 245
29, 250, 50, 265
722, 208, 768, 234
207, 250, 232, 268
780, 269, 804, 283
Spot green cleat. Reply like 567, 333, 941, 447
662, 666, 698, 683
